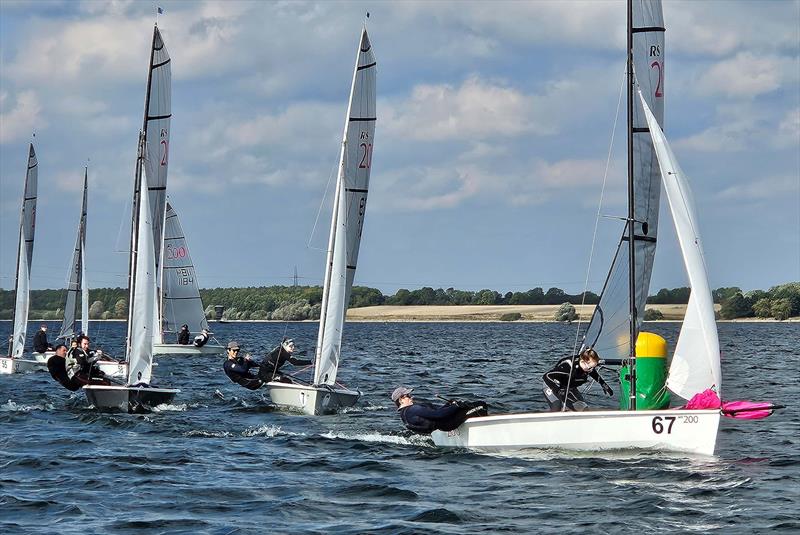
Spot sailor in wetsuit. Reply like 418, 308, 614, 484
177, 324, 190, 345
52, 335, 110, 391
33, 323, 53, 353
223, 341, 264, 390
392, 386, 488, 434
47, 344, 70, 387
542, 348, 613, 411
193, 328, 211, 348
257, 338, 312, 384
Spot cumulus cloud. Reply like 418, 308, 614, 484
696, 53, 789, 98
382, 76, 550, 142
0, 91, 44, 143
717, 175, 799, 202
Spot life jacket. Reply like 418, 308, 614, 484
398, 406, 437, 434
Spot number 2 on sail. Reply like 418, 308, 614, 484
359, 142, 373, 169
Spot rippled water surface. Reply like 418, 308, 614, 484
1, 321, 797, 534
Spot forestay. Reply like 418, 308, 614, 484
143, 26, 171, 273
314, 28, 376, 386
127, 168, 158, 386
583, 0, 665, 359
638, 91, 721, 399
160, 202, 209, 340
10, 144, 38, 359
59, 169, 89, 340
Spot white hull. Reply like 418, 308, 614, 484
265, 381, 361, 416
431, 409, 721, 456
153, 342, 225, 355
0, 356, 47, 374
83, 384, 179, 413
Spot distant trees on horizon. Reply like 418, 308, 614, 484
0, 282, 797, 321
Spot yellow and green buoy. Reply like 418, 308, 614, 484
619, 332, 671, 410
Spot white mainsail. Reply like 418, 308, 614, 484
143, 26, 171, 275
10, 144, 38, 359
127, 165, 158, 386
58, 169, 89, 340
160, 202, 209, 340
638, 91, 721, 399
583, 0, 665, 359
314, 28, 376, 386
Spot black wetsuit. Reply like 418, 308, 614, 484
398, 401, 488, 434
542, 356, 609, 411
177, 329, 190, 345
52, 348, 109, 391
33, 330, 51, 353
257, 345, 312, 383
224, 357, 263, 390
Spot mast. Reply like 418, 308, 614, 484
80, 167, 89, 335
626, 0, 638, 410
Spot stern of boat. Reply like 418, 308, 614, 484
84, 385, 179, 413
0, 356, 47, 374
265, 382, 361, 415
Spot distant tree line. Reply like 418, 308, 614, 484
1, 282, 797, 320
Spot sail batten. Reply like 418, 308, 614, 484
583, 0, 664, 360
160, 203, 210, 340
314, 28, 376, 386
10, 144, 38, 359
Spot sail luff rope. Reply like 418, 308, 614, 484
562, 64, 627, 410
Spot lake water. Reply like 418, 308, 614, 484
1, 321, 797, 534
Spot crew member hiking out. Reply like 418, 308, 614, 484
194, 328, 211, 348
542, 348, 613, 411
258, 338, 312, 384
51, 335, 111, 391
223, 341, 263, 390
391, 386, 488, 434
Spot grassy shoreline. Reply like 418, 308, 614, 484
8, 304, 797, 323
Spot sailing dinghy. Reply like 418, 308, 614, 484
83, 24, 178, 411
266, 26, 376, 415
431, 0, 778, 456
154, 202, 223, 355
1, 144, 42, 375
44, 168, 127, 380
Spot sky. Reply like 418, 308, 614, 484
1, 0, 798, 296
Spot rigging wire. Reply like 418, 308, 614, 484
566, 63, 628, 401
306, 154, 341, 252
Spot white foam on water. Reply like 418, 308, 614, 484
185, 429, 233, 438
1, 400, 54, 413
152, 403, 188, 412
319, 430, 432, 447
241, 424, 307, 438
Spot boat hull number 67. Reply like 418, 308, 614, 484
651, 415, 700, 434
